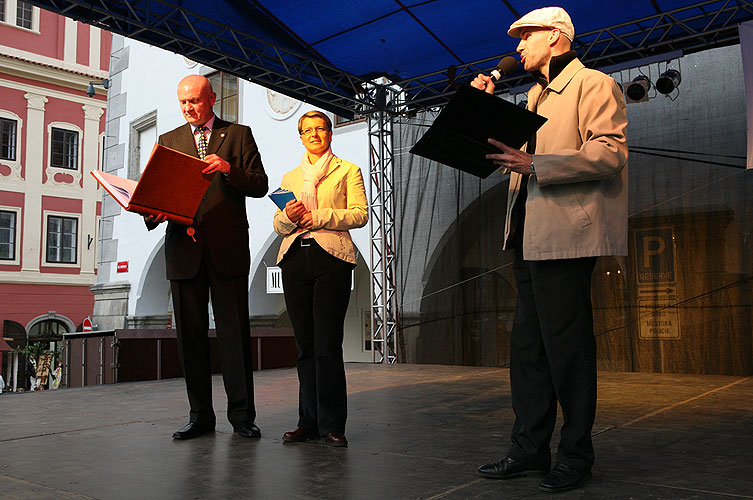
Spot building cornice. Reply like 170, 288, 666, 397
0, 73, 106, 107
0, 45, 108, 80
0, 271, 97, 286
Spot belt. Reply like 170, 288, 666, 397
299, 237, 317, 247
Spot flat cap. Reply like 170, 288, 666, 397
508, 6, 574, 41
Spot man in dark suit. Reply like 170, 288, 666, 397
147, 74, 268, 440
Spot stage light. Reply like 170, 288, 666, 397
656, 69, 681, 95
625, 75, 651, 103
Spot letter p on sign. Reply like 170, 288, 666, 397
635, 228, 676, 284
643, 236, 666, 268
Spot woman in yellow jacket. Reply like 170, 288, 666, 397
273, 111, 368, 447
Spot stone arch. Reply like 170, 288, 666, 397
415, 180, 517, 367
133, 236, 170, 321
25, 314, 75, 335
249, 231, 288, 325
248, 230, 373, 362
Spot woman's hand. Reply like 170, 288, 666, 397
298, 212, 314, 230
285, 200, 308, 224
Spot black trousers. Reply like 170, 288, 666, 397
507, 243, 598, 472
281, 238, 354, 435
170, 241, 256, 427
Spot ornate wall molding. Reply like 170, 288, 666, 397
82, 104, 104, 121
24, 92, 48, 111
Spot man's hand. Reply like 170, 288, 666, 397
486, 138, 533, 175
202, 153, 230, 175
145, 213, 167, 224
285, 200, 309, 224
471, 74, 495, 95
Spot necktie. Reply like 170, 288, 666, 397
196, 125, 209, 159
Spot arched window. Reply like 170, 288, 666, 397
28, 319, 68, 341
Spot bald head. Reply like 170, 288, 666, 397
177, 75, 216, 126
178, 75, 213, 95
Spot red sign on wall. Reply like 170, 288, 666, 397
116, 261, 129, 273
82, 317, 92, 332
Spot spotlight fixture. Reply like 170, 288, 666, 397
625, 75, 651, 103
656, 69, 681, 95
86, 79, 111, 98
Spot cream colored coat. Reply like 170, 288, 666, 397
273, 156, 368, 264
504, 58, 629, 260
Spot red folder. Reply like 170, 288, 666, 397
91, 144, 211, 226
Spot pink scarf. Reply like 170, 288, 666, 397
300, 148, 333, 210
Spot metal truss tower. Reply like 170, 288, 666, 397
367, 83, 400, 364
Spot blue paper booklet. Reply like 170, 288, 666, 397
268, 188, 296, 210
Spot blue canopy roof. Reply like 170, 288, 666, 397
31, 0, 753, 115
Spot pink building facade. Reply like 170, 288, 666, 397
0, 2, 111, 390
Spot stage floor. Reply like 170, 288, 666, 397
0, 364, 751, 499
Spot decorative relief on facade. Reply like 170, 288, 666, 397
24, 93, 48, 111
82, 104, 105, 121
53, 172, 75, 184
46, 166, 82, 187
265, 89, 301, 120
0, 162, 23, 181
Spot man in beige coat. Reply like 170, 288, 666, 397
471, 7, 628, 493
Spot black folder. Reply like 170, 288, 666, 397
410, 85, 547, 178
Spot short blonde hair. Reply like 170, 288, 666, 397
297, 111, 332, 133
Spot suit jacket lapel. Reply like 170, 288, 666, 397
321, 156, 341, 182
175, 123, 199, 157
208, 118, 230, 155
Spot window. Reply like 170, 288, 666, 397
50, 127, 78, 170
1, 0, 38, 29
0, 118, 16, 161
207, 72, 238, 123
47, 215, 77, 264
128, 111, 157, 180
28, 319, 68, 340
0, 210, 16, 260
16, 0, 31, 29
334, 113, 366, 128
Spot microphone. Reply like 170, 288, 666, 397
490, 56, 518, 81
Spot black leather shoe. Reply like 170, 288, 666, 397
538, 463, 591, 493
477, 456, 549, 479
172, 422, 215, 440
282, 426, 317, 443
324, 432, 348, 447
232, 421, 261, 438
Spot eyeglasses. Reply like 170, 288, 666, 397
299, 127, 330, 137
